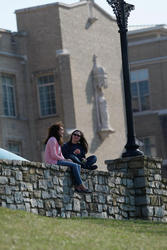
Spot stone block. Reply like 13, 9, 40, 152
44, 170, 50, 178
126, 179, 133, 188
135, 196, 150, 206
73, 198, 80, 212
2, 169, 11, 176
42, 191, 51, 199
154, 206, 164, 218
16, 171, 23, 181
15, 192, 23, 203
54, 199, 63, 208
98, 195, 106, 204
0, 177, 8, 184
17, 204, 25, 210
38, 180, 48, 190
53, 176, 59, 185
117, 196, 125, 203
31, 208, 38, 214
37, 199, 44, 208
81, 210, 88, 217
65, 203, 72, 211
142, 207, 153, 217
134, 177, 146, 188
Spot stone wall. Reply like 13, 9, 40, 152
0, 156, 167, 221
106, 156, 167, 222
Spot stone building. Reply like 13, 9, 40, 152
0, 1, 126, 168
128, 25, 167, 166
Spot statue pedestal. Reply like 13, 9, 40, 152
98, 127, 115, 140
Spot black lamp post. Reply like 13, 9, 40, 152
106, 0, 143, 157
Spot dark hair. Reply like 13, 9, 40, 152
45, 122, 64, 145
69, 129, 88, 153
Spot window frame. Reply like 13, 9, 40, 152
7, 141, 22, 156
139, 136, 156, 157
37, 73, 57, 118
130, 69, 150, 113
1, 73, 17, 118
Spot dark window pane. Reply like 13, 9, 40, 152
39, 85, 56, 116
2, 76, 16, 117
38, 75, 54, 85
131, 82, 138, 97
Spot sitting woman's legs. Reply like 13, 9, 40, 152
57, 160, 91, 193
69, 154, 82, 165
57, 160, 82, 186
85, 155, 97, 167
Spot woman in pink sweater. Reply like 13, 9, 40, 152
44, 122, 91, 193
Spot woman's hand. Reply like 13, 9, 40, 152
73, 149, 80, 154
66, 159, 73, 162
81, 158, 87, 163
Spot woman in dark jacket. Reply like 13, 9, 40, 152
62, 130, 97, 170
44, 123, 91, 193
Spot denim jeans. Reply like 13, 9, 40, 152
69, 154, 97, 169
57, 160, 82, 185
85, 155, 97, 167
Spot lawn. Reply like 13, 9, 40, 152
0, 207, 167, 250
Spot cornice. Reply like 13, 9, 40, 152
130, 56, 167, 66
128, 36, 167, 47
0, 51, 27, 60
15, 1, 115, 22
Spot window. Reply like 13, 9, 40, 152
8, 141, 21, 156
130, 69, 150, 112
139, 136, 156, 157
37, 74, 56, 116
1, 74, 16, 117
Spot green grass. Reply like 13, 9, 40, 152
0, 207, 167, 250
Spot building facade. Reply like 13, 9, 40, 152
128, 25, 167, 165
0, 1, 126, 168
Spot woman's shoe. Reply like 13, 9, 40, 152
75, 188, 92, 193
75, 184, 92, 193
90, 165, 98, 170
83, 165, 98, 170
82, 188, 92, 193
75, 187, 82, 193
79, 184, 92, 193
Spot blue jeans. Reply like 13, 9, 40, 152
85, 155, 97, 167
57, 160, 82, 185
69, 154, 97, 169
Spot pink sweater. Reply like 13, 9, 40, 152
44, 137, 64, 164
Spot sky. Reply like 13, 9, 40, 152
1, 0, 167, 32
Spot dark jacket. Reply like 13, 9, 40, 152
62, 142, 86, 160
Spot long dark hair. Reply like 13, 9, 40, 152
45, 122, 64, 145
69, 129, 88, 153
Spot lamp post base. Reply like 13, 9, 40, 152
122, 148, 144, 158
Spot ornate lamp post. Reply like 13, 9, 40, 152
106, 0, 143, 157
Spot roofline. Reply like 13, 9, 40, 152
0, 28, 11, 34
15, 1, 115, 21
15, 1, 83, 14
94, 2, 115, 21
128, 24, 167, 35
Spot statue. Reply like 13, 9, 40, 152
92, 55, 114, 139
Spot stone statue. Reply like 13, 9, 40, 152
92, 55, 114, 139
